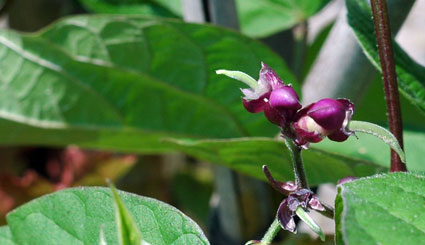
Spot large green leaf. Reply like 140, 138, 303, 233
236, 0, 330, 37
166, 137, 381, 186
0, 226, 16, 245
316, 129, 425, 172
0, 16, 294, 151
6, 187, 208, 245
335, 172, 425, 244
346, 0, 425, 114
79, 0, 182, 18
78, 0, 330, 38
0, 15, 383, 185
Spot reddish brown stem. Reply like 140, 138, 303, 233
370, 0, 407, 172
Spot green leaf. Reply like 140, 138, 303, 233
315, 129, 425, 172
78, 0, 330, 38
0, 226, 16, 245
0, 15, 294, 151
110, 183, 143, 245
348, 120, 405, 163
295, 208, 324, 242
79, 0, 181, 18
236, 0, 330, 37
6, 187, 209, 245
0, 15, 386, 185
0, 15, 384, 185
346, 0, 425, 114
165, 137, 382, 186
335, 172, 425, 244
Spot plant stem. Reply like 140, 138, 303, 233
258, 137, 335, 244
260, 218, 280, 245
370, 0, 406, 172
283, 137, 334, 218
283, 137, 308, 189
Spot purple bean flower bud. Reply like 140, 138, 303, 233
241, 63, 301, 127
292, 98, 354, 148
216, 63, 301, 127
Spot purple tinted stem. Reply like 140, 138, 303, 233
370, 0, 407, 172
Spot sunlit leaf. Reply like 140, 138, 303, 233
79, 0, 181, 17
0, 226, 16, 245
335, 172, 425, 244
236, 0, 330, 37
77, 0, 330, 37
6, 187, 208, 244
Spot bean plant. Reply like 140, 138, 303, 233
0, 0, 424, 244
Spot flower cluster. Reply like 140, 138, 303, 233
219, 62, 354, 148
217, 63, 355, 235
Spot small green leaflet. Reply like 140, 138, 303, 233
348, 120, 406, 163
335, 172, 425, 244
110, 183, 147, 245
295, 207, 325, 241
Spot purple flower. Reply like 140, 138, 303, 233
292, 98, 354, 148
263, 165, 324, 233
240, 63, 301, 127
216, 63, 355, 149
277, 189, 325, 233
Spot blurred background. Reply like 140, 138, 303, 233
0, 0, 424, 244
